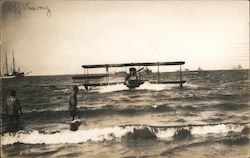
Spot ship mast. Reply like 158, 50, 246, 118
12, 48, 16, 73
0, 51, 1, 76
5, 52, 8, 75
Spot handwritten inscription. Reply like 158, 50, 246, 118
7, 2, 51, 17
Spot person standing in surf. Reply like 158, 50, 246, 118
5, 89, 23, 124
69, 85, 80, 121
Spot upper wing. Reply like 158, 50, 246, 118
82, 61, 185, 69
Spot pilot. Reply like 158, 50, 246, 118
125, 67, 138, 83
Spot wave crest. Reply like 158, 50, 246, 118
2, 122, 249, 145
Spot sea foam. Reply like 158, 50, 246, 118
2, 123, 249, 145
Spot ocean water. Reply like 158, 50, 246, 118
1, 70, 250, 158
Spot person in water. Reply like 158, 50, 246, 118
69, 85, 80, 121
5, 89, 23, 124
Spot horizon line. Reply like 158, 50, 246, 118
23, 68, 250, 77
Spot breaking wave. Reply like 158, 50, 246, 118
2, 122, 249, 145
97, 82, 168, 93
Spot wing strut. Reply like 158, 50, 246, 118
106, 66, 109, 85
179, 65, 183, 87
157, 62, 160, 83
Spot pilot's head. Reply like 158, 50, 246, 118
129, 68, 136, 74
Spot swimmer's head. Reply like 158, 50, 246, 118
73, 85, 78, 92
10, 89, 16, 96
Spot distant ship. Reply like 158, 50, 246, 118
232, 65, 243, 70
1, 50, 25, 79
197, 66, 203, 71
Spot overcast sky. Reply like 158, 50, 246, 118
1, 0, 249, 75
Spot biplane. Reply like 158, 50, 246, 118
81, 61, 186, 90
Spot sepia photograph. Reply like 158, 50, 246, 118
1, 0, 249, 157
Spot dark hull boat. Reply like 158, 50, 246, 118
3, 72, 24, 78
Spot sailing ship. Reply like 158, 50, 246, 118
232, 64, 243, 70
197, 66, 203, 71
1, 49, 25, 79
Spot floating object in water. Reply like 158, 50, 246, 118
69, 119, 82, 131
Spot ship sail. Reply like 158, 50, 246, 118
1, 49, 25, 78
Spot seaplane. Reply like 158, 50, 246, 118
80, 61, 186, 90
